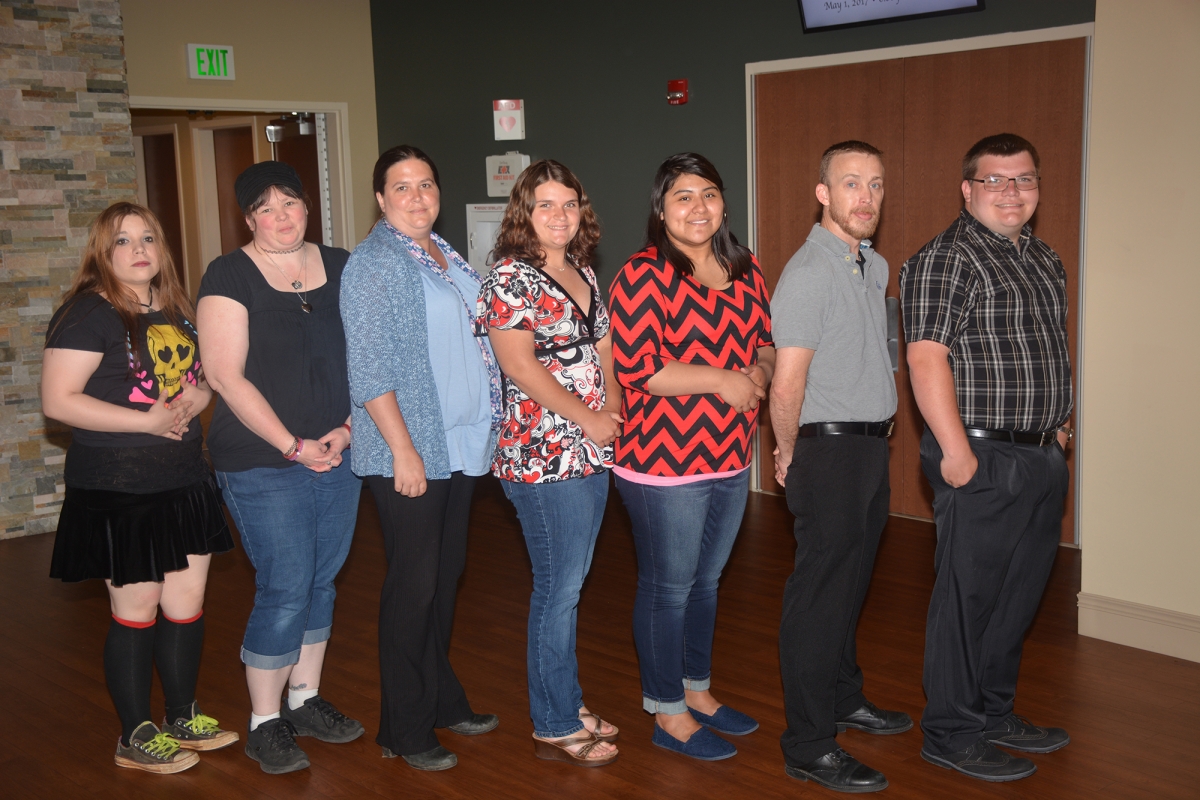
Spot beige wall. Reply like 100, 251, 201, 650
120, 0, 379, 247
1080, 0, 1200, 649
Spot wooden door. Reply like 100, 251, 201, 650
213, 126, 255, 254
754, 38, 1085, 542
139, 132, 186, 286
276, 127, 325, 245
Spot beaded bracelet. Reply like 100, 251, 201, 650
283, 436, 303, 461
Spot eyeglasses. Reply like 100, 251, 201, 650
968, 174, 1040, 192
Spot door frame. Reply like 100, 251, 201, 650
128, 96, 354, 266
744, 23, 1094, 547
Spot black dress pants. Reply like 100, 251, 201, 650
780, 434, 890, 766
919, 427, 1068, 755
367, 472, 477, 756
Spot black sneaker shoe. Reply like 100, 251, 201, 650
280, 695, 365, 743
163, 702, 240, 751
114, 721, 199, 774
921, 737, 1036, 782
245, 718, 310, 774
984, 713, 1070, 753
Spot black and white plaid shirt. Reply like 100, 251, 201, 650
900, 210, 1073, 432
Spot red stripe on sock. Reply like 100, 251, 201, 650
162, 610, 203, 624
112, 614, 156, 629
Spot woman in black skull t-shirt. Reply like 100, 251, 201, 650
42, 202, 235, 775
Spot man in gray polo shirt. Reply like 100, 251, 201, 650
770, 141, 909, 794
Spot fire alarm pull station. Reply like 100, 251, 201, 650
667, 79, 688, 105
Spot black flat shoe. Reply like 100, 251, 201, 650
447, 713, 499, 736
836, 699, 913, 735
984, 713, 1069, 753
921, 738, 1036, 782
785, 748, 888, 794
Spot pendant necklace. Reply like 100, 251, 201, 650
257, 242, 312, 312
136, 284, 154, 310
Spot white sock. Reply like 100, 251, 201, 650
288, 687, 319, 710
249, 711, 279, 731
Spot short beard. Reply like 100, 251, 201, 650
829, 202, 879, 240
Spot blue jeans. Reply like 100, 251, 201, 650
502, 471, 609, 738
615, 470, 750, 715
218, 462, 361, 669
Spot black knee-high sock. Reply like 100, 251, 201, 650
104, 616, 156, 745
155, 611, 205, 724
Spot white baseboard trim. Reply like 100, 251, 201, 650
1077, 592, 1200, 663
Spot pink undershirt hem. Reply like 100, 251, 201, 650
611, 464, 750, 486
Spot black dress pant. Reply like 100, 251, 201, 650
919, 427, 1068, 755
780, 434, 890, 766
367, 472, 477, 756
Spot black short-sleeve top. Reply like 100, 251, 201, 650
45, 294, 203, 448
196, 245, 352, 472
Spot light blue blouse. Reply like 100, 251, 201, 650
417, 257, 494, 476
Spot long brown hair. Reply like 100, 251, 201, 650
492, 160, 600, 270
54, 202, 196, 370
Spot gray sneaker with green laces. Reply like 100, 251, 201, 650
163, 702, 240, 751
114, 721, 200, 774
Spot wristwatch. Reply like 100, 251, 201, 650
1057, 425, 1074, 445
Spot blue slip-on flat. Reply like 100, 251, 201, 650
652, 724, 736, 761
688, 705, 759, 736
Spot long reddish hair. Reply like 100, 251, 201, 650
53, 202, 195, 369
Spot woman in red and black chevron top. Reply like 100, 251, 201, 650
609, 153, 775, 761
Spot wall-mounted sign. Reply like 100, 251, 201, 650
187, 44, 235, 80
486, 151, 530, 197
493, 99, 525, 141
797, 0, 984, 33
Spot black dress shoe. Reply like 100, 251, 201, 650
398, 745, 457, 771
785, 748, 888, 794
921, 738, 1036, 782
836, 700, 913, 735
984, 713, 1069, 753
447, 713, 499, 736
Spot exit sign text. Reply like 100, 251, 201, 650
187, 44, 235, 80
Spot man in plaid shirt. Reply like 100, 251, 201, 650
900, 133, 1073, 784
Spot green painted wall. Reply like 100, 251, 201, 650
370, 0, 1094, 286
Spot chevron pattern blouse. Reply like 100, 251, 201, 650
609, 247, 773, 478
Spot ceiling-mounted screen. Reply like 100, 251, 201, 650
798, 0, 985, 33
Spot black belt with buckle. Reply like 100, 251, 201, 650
964, 427, 1058, 446
798, 420, 894, 438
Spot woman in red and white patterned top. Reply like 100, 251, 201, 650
476, 160, 621, 767
609, 153, 775, 761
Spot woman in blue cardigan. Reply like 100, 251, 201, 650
341, 145, 502, 772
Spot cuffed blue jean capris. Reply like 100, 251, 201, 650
218, 462, 361, 669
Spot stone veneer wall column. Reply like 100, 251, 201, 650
0, 1, 133, 538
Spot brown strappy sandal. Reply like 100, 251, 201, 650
579, 710, 619, 743
532, 731, 619, 767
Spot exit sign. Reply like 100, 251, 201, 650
187, 44, 235, 80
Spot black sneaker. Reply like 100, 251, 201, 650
245, 718, 310, 774
984, 713, 1070, 753
114, 721, 199, 774
280, 695, 365, 743
922, 737, 1036, 782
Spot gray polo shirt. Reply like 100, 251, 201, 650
772, 223, 898, 425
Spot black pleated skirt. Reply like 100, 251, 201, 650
50, 473, 233, 587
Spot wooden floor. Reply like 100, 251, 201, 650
2, 476, 1198, 799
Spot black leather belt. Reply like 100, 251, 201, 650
798, 420, 894, 438
964, 427, 1058, 446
